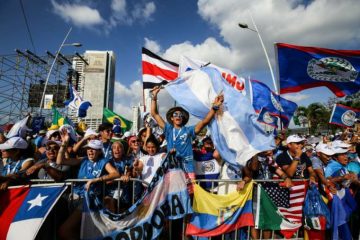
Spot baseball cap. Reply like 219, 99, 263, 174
332, 146, 349, 154
315, 143, 335, 156
83, 140, 103, 150
84, 128, 98, 138
0, 137, 28, 150
332, 140, 351, 149
45, 140, 61, 147
286, 135, 305, 144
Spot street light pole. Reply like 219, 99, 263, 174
38, 27, 81, 115
239, 14, 278, 94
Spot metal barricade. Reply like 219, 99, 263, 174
27, 178, 307, 240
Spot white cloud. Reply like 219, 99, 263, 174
113, 80, 176, 121
51, 0, 156, 32
51, 0, 104, 27
282, 93, 310, 103
144, 38, 161, 54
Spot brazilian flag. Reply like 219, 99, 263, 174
103, 108, 132, 132
48, 106, 69, 130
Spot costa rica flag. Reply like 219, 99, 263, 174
0, 185, 67, 240
276, 43, 360, 97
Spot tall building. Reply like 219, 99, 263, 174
70, 50, 115, 130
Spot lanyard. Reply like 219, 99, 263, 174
173, 128, 183, 142
103, 143, 111, 158
6, 159, 21, 175
87, 160, 97, 177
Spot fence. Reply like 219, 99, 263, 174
20, 178, 309, 240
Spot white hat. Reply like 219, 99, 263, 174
286, 135, 305, 144
0, 137, 28, 150
84, 128, 98, 138
122, 131, 131, 139
315, 143, 335, 156
332, 140, 351, 149
46, 130, 59, 139
83, 140, 103, 150
332, 146, 348, 154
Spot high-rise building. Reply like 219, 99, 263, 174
70, 50, 115, 130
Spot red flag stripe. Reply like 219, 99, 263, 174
142, 54, 178, 73
142, 61, 178, 80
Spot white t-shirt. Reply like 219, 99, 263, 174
140, 153, 164, 184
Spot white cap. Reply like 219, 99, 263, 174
315, 143, 335, 156
332, 146, 349, 154
0, 137, 28, 150
332, 140, 351, 149
83, 139, 103, 150
84, 128, 98, 138
122, 131, 131, 139
286, 135, 305, 144
46, 130, 59, 139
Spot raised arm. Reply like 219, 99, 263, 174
56, 129, 82, 166
195, 94, 224, 134
150, 86, 166, 129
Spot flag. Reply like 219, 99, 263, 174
276, 43, 360, 97
251, 80, 298, 128
186, 182, 254, 237
31, 116, 45, 134
48, 106, 68, 130
165, 67, 275, 167
329, 103, 360, 127
179, 55, 246, 95
64, 84, 92, 118
257, 107, 278, 128
103, 108, 132, 132
0, 185, 67, 240
142, 47, 179, 89
256, 181, 307, 238
6, 116, 31, 139
81, 154, 192, 239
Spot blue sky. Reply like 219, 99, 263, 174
1, 0, 359, 123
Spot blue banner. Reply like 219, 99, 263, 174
329, 104, 359, 127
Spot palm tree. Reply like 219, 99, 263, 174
306, 103, 330, 134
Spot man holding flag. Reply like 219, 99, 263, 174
150, 85, 224, 191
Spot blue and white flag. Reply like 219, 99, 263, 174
6, 115, 31, 139
251, 80, 298, 128
0, 184, 67, 240
329, 104, 359, 127
64, 84, 92, 118
179, 56, 246, 95
166, 67, 275, 167
81, 154, 192, 240
257, 108, 278, 128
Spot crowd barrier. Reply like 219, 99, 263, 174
22, 178, 311, 239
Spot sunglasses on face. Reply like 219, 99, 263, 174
172, 112, 183, 118
130, 140, 139, 144
46, 146, 60, 151
103, 129, 112, 133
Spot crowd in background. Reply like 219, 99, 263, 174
0, 88, 359, 239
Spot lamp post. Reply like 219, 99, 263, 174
38, 27, 81, 115
238, 14, 278, 94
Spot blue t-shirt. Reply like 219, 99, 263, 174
2, 158, 33, 176
325, 159, 351, 189
164, 123, 196, 172
74, 157, 110, 197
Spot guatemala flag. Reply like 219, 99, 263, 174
166, 67, 275, 167
0, 185, 67, 240
329, 104, 359, 127
276, 43, 360, 97
251, 80, 297, 128
257, 108, 278, 129
64, 83, 92, 118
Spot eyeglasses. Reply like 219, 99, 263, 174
172, 112, 183, 118
130, 140, 139, 144
46, 146, 60, 151
103, 129, 112, 133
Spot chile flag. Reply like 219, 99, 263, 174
276, 43, 360, 97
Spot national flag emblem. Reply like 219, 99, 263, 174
103, 108, 133, 132
329, 104, 359, 127
257, 107, 278, 128
276, 43, 360, 97
0, 185, 67, 240
142, 47, 179, 89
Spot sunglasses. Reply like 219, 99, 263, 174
103, 129, 112, 133
130, 140, 140, 144
46, 146, 60, 151
172, 112, 184, 118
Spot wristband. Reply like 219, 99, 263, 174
293, 157, 300, 162
212, 105, 220, 111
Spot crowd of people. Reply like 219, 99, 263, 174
0, 87, 359, 239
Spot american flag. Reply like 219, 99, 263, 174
142, 47, 179, 89
261, 181, 307, 223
